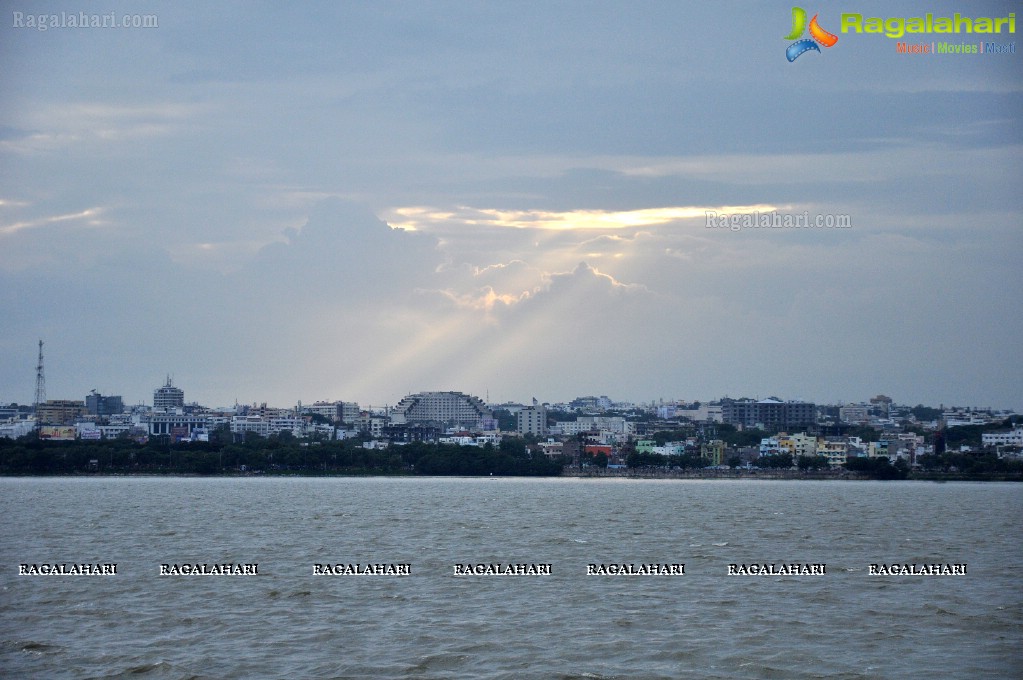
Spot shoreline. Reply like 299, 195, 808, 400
1, 469, 1020, 482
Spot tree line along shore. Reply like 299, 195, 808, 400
1, 432, 1019, 481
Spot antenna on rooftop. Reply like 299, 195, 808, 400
33, 339, 46, 411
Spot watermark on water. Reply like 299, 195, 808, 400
12, 11, 158, 31
706, 210, 852, 232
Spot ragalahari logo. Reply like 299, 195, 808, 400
785, 7, 839, 61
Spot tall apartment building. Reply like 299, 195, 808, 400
755, 399, 816, 431
154, 377, 184, 410
517, 403, 547, 436
722, 398, 816, 431
721, 398, 758, 428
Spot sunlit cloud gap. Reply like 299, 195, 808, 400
0, 208, 105, 236
386, 205, 778, 231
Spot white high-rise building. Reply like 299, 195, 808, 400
517, 402, 547, 436
153, 377, 184, 410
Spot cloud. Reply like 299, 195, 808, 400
245, 198, 441, 296
0, 103, 203, 154
386, 204, 778, 231
429, 286, 528, 313
0, 207, 107, 237
0, 3, 1019, 410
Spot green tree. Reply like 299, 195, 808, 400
797, 455, 829, 471
492, 409, 517, 432
757, 452, 793, 469
844, 455, 907, 480
846, 426, 880, 443
910, 405, 942, 421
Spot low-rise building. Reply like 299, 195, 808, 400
816, 437, 851, 467
150, 411, 209, 439
982, 427, 1023, 448
759, 437, 781, 456
230, 415, 305, 438
583, 444, 613, 464
777, 432, 818, 458
302, 400, 360, 424
0, 420, 36, 439
537, 439, 564, 460
839, 405, 869, 424
701, 439, 726, 466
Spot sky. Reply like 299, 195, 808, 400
1, 0, 1020, 411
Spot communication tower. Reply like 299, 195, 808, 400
34, 339, 46, 411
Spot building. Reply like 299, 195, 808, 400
701, 439, 726, 466
382, 423, 441, 443
553, 416, 631, 436
868, 440, 895, 460
817, 437, 851, 467
569, 395, 613, 412
302, 400, 360, 424
869, 394, 893, 417
85, 391, 124, 417
154, 377, 184, 410
722, 398, 816, 431
0, 420, 36, 439
777, 432, 818, 457
230, 414, 305, 438
838, 405, 869, 424
517, 402, 547, 436
756, 399, 816, 431
721, 398, 758, 428
537, 439, 564, 460
338, 402, 360, 424
942, 408, 997, 427
391, 391, 491, 429
35, 400, 87, 425
150, 412, 210, 439
302, 401, 337, 422
695, 404, 723, 423
982, 427, 1023, 448
357, 414, 387, 438
583, 444, 613, 463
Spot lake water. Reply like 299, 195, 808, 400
1, 477, 1020, 678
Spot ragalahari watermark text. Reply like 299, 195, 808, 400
12, 11, 158, 31
706, 210, 851, 232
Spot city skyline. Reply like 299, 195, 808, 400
8, 360, 1019, 415
1, 1, 1020, 411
